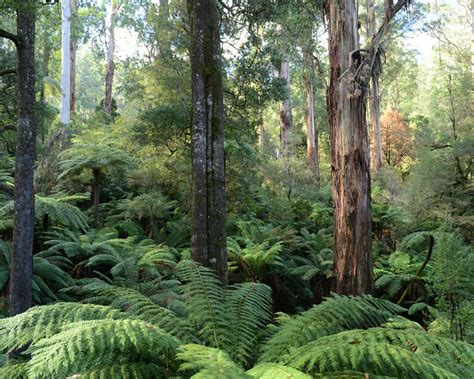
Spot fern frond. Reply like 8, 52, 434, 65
80, 281, 194, 341
0, 303, 125, 352
224, 282, 272, 365
177, 260, 225, 348
27, 319, 178, 377
0, 362, 28, 379
259, 295, 404, 363
246, 363, 311, 378
285, 327, 474, 378
177, 344, 250, 379
287, 341, 462, 378
66, 363, 167, 379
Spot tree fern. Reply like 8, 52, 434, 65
259, 294, 404, 362
246, 363, 311, 378
285, 333, 472, 378
177, 344, 250, 378
80, 281, 194, 341
177, 345, 311, 379
66, 363, 167, 379
26, 319, 178, 378
177, 260, 226, 348
224, 282, 272, 365
0, 302, 125, 352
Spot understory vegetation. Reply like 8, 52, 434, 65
0, 0, 472, 377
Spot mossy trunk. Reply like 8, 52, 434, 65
10, 1, 37, 315
187, 0, 227, 284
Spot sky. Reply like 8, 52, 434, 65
114, 0, 465, 66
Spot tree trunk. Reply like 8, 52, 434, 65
279, 60, 294, 158
104, 0, 116, 115
187, 0, 227, 283
327, 0, 374, 295
303, 31, 319, 180
10, 2, 37, 315
60, 0, 71, 125
92, 167, 100, 223
160, 0, 169, 19
368, 0, 383, 172
70, 0, 77, 114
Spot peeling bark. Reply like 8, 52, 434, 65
327, 0, 374, 295
279, 60, 294, 158
188, 0, 227, 283
303, 30, 319, 180
104, 0, 117, 115
10, 1, 37, 315
368, 0, 383, 172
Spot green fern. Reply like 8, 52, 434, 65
259, 294, 404, 363
247, 363, 311, 378
285, 326, 474, 378
178, 344, 250, 378
177, 260, 226, 348
0, 302, 125, 352
177, 345, 311, 379
69, 362, 169, 379
224, 282, 272, 365
80, 281, 194, 341
27, 319, 178, 378
66, 363, 168, 379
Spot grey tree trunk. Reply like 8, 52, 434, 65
104, 0, 116, 115
327, 0, 374, 295
368, 0, 383, 172
60, 0, 71, 125
279, 60, 294, 158
11, 2, 37, 315
303, 31, 319, 180
187, 0, 227, 283
70, 0, 77, 114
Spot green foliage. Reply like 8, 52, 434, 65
259, 295, 404, 363
284, 326, 474, 378
0, 302, 125, 352
27, 319, 178, 378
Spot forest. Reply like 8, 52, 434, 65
0, 0, 473, 377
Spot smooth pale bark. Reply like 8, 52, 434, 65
279, 60, 294, 158
70, 0, 77, 113
303, 31, 319, 180
10, 2, 37, 315
327, 0, 374, 295
471, 0, 473, 75
187, 0, 227, 283
368, 0, 383, 172
60, 0, 71, 125
104, 0, 116, 115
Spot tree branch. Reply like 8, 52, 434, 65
0, 68, 16, 77
0, 28, 19, 47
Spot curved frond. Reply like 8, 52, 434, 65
224, 282, 272, 365
81, 281, 194, 341
66, 363, 167, 379
285, 327, 474, 378
177, 344, 250, 379
177, 260, 225, 347
259, 295, 404, 363
247, 363, 311, 378
27, 319, 178, 377
0, 303, 125, 352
